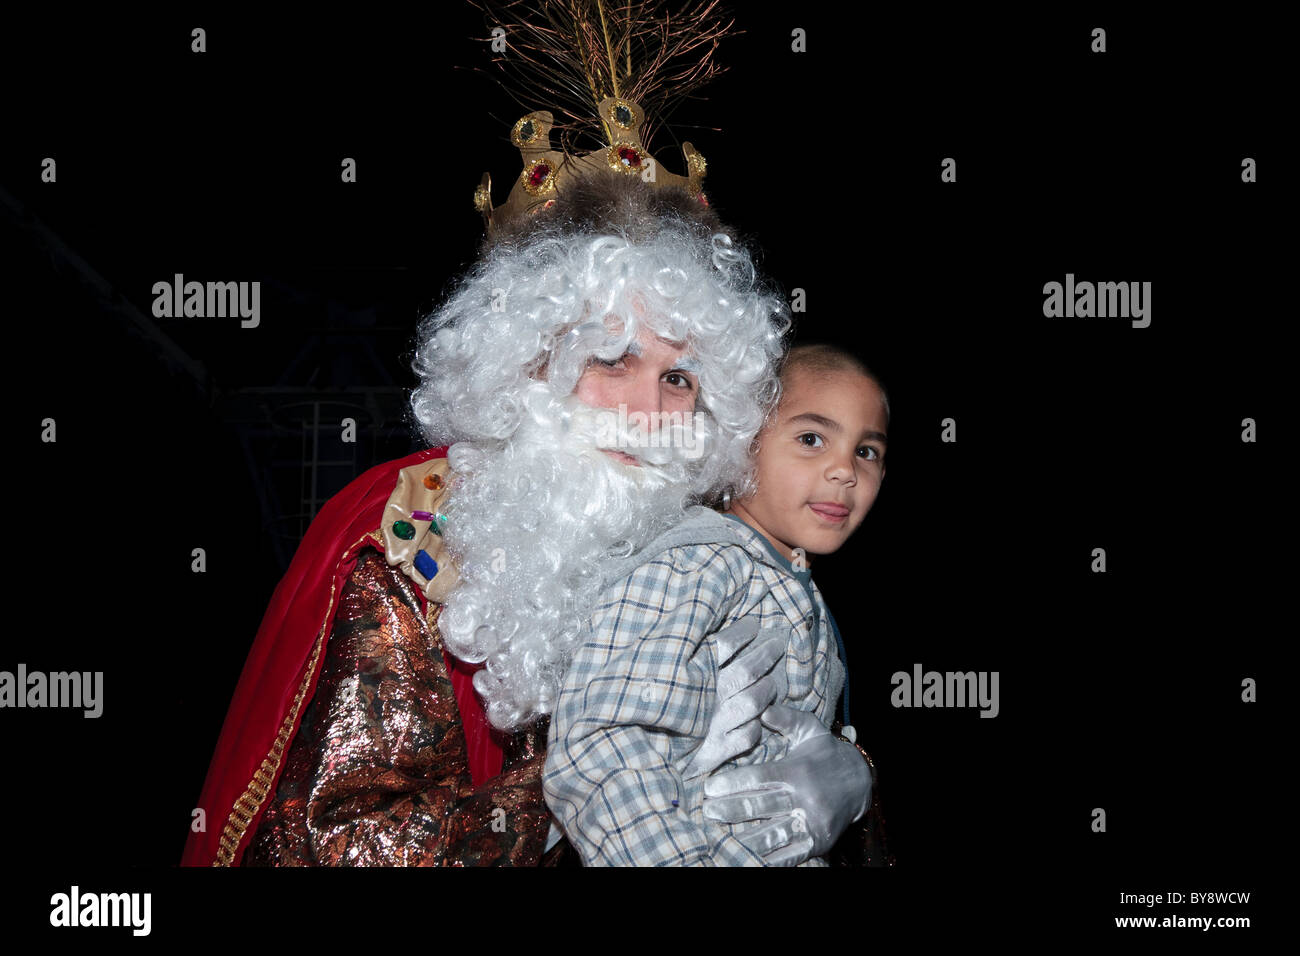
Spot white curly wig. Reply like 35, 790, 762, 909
408, 172, 790, 729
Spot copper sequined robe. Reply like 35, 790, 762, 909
242, 548, 566, 865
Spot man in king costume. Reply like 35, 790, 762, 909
182, 0, 887, 866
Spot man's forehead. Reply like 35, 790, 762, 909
625, 334, 699, 371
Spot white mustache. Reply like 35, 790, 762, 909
565, 401, 710, 465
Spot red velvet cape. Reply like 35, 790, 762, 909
180, 446, 504, 866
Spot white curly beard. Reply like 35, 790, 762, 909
434, 381, 715, 730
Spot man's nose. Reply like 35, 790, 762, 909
621, 369, 665, 419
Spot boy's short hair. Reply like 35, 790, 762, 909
778, 343, 891, 429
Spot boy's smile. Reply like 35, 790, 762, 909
808, 500, 851, 522
729, 367, 888, 564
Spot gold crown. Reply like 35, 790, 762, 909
474, 94, 709, 238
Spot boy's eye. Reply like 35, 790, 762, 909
796, 432, 824, 448
858, 446, 879, 460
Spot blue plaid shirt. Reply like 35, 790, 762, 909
543, 508, 845, 866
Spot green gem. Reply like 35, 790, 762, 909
614, 104, 632, 127
431, 513, 447, 536
392, 520, 416, 540
519, 119, 535, 141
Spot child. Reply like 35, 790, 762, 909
543, 343, 889, 865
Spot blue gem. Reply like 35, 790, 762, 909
414, 550, 439, 580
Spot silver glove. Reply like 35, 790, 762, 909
682, 617, 786, 780
701, 703, 871, 865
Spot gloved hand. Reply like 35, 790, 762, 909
700, 704, 871, 866
682, 617, 786, 780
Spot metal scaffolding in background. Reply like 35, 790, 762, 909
5, 184, 419, 573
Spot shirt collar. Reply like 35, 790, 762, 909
719, 512, 812, 582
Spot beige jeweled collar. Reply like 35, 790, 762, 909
377, 456, 463, 604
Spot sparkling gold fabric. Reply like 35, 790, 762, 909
243, 548, 558, 866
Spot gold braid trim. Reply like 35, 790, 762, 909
212, 529, 385, 866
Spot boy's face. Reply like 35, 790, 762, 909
733, 367, 888, 561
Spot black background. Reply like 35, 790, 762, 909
2, 4, 1278, 942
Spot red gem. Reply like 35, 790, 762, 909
699, 192, 709, 206
618, 146, 641, 168
528, 163, 551, 187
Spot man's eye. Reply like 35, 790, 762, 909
664, 372, 694, 389
797, 432, 824, 448
595, 355, 625, 369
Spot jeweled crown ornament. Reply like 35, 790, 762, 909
475, 96, 709, 238
466, 0, 735, 241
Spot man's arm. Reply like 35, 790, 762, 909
542, 545, 767, 866
244, 550, 551, 866
700, 706, 873, 866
